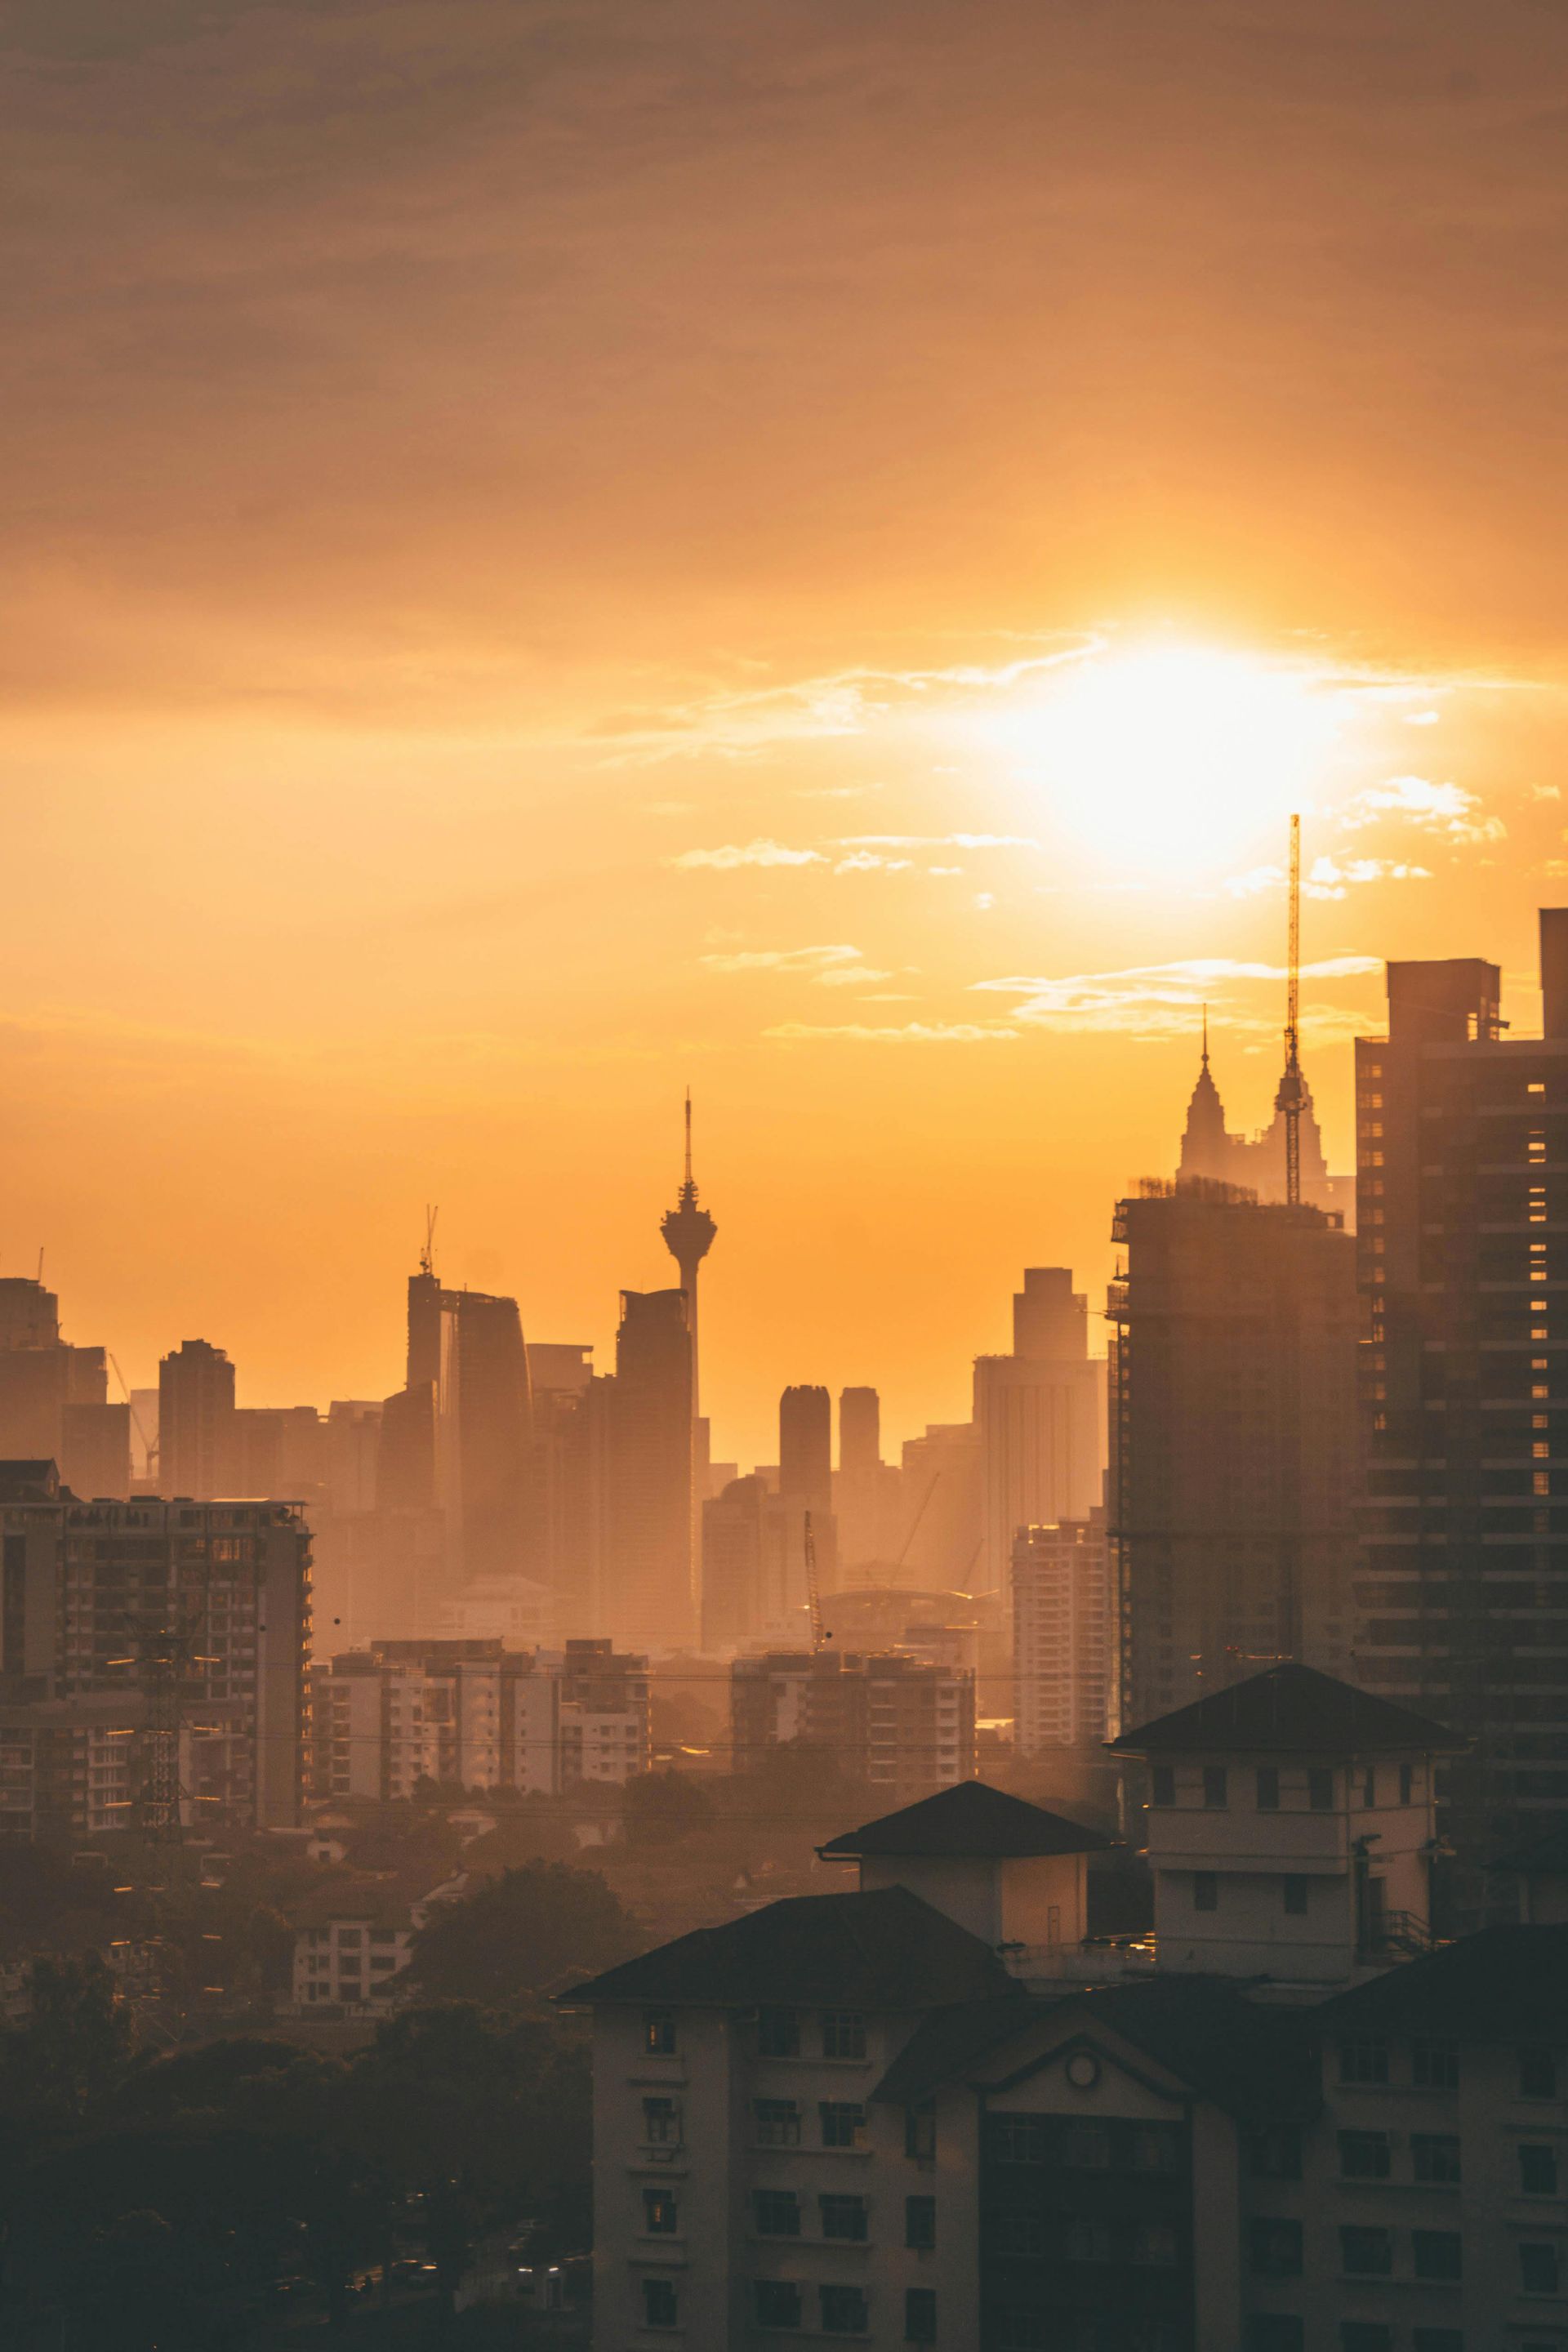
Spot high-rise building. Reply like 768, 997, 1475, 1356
158, 1338, 238, 1499
1012, 1511, 1112, 1753
833, 1386, 906, 1573
701, 1473, 791, 1650
973, 1268, 1105, 1597
730, 1647, 976, 1795
1178, 1013, 1353, 1219
897, 1420, 984, 1588
778, 1383, 837, 1597
602, 1289, 694, 1651
1107, 1179, 1359, 1731
0, 1278, 130, 1498
1354, 914, 1568, 1864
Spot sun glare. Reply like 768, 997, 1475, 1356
981, 644, 1345, 875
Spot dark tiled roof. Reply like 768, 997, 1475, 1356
875, 1976, 1318, 2123
817, 1780, 1111, 1860
564, 1885, 1013, 2010
1321, 1925, 1568, 2043
1107, 1664, 1467, 1758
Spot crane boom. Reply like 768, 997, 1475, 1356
804, 1508, 824, 1650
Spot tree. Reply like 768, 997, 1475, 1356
408, 1861, 639, 2004
622, 1766, 715, 1846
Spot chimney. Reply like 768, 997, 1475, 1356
1542, 909, 1568, 1040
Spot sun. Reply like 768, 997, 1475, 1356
977, 644, 1344, 876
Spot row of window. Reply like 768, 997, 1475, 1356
737, 2189, 934, 2247
1251, 2323, 1539, 2352
1151, 1763, 1419, 1811
1338, 2037, 1463, 2091
640, 2095, 872, 2149
1250, 2220, 1561, 2287
987, 2117, 1184, 2175
644, 2005, 868, 2059
990, 2213, 1182, 2267
639, 2279, 938, 2339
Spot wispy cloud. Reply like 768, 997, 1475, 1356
1341, 775, 1505, 843
765, 1019, 1018, 1045
670, 839, 826, 870
838, 832, 1040, 850
973, 956, 1380, 1038
698, 942, 895, 987
1227, 856, 1431, 901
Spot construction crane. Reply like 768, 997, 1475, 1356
804, 1509, 826, 1651
1274, 812, 1305, 1207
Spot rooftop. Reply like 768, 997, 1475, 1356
1321, 1925, 1568, 2043
564, 1884, 1013, 2011
818, 1780, 1111, 1862
1107, 1663, 1467, 1759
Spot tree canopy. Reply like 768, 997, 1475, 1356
408, 1860, 640, 2004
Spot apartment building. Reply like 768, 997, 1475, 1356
729, 1650, 976, 1796
572, 1664, 1566, 2351
310, 1634, 649, 1802
1012, 1512, 1111, 1754
292, 1888, 413, 2011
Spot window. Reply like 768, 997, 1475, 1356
994, 2317, 1049, 2352
758, 2005, 800, 2057
1339, 2129, 1392, 2180
820, 2193, 868, 2243
642, 2189, 678, 2236
754, 2190, 800, 2238
1412, 2132, 1462, 2185
1134, 2221, 1179, 2267
820, 2283, 869, 2336
642, 2096, 680, 2146
753, 2097, 800, 2146
643, 2008, 677, 2056
820, 2100, 867, 2149
1248, 2126, 1303, 2180
1249, 2220, 1303, 2278
1414, 2232, 1463, 2283
1151, 1765, 1175, 1807
1521, 2243, 1561, 2296
1519, 2046, 1558, 2098
1194, 1873, 1218, 1913
988, 2116, 1047, 2164
1256, 1765, 1281, 1810
904, 2288, 937, 2345
1412, 2037, 1459, 2090
1065, 2216, 1114, 2263
1359, 1766, 1376, 1806
822, 2010, 867, 2060
905, 2195, 936, 2251
1339, 2038, 1390, 2086
1065, 2121, 1112, 2170
1521, 2143, 1559, 2195
1308, 1768, 1334, 1810
643, 2278, 678, 2330
753, 2279, 801, 2330
905, 2103, 936, 2161
1245, 2324, 1304, 2352
1400, 1762, 1414, 1805
1203, 1766, 1228, 1809
1340, 2225, 1393, 2277
1340, 2330, 1392, 2352
1411, 2333, 1463, 2352
1283, 1876, 1308, 1916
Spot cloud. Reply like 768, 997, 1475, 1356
833, 850, 913, 873
1227, 856, 1431, 900
1342, 776, 1505, 843
765, 1019, 1017, 1044
1534, 784, 1561, 801
670, 839, 826, 870
1403, 710, 1441, 726
838, 832, 1040, 850
698, 942, 861, 974
816, 964, 895, 987
973, 955, 1381, 1037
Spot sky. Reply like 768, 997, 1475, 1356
5, 0, 1568, 1464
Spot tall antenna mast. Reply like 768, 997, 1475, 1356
684, 1088, 693, 1189
1276, 813, 1304, 1206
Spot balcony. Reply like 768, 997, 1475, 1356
998, 1936, 1156, 1986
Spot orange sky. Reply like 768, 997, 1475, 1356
5, 0, 1568, 1463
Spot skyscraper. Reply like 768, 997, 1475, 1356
1108, 1179, 1359, 1730
659, 1093, 716, 1416
779, 1382, 836, 1597
835, 1385, 905, 1572
158, 1338, 238, 1498
1355, 915, 1568, 1866
0, 1277, 130, 1498
1177, 1012, 1352, 1219
603, 1288, 694, 1650
973, 1267, 1104, 1597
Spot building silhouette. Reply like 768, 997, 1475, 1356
660, 1092, 716, 1417
0, 1276, 130, 1499
1178, 1013, 1352, 1220
973, 1267, 1104, 1597
1355, 914, 1568, 1866
158, 1338, 237, 1499
602, 1288, 694, 1651
701, 1472, 791, 1650
1108, 1179, 1359, 1730
835, 1385, 906, 1572
779, 1383, 837, 1599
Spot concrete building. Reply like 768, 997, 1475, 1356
572, 1668, 1561, 2352
1012, 1512, 1111, 1755
292, 1890, 414, 2011
730, 1649, 976, 1797
1107, 1179, 1359, 1731
702, 1474, 793, 1651
897, 1421, 983, 1591
0, 1461, 310, 1832
1356, 913, 1568, 1869
0, 1276, 130, 1499
974, 1269, 1105, 1599
779, 1384, 839, 1602
158, 1338, 238, 1500
834, 1388, 906, 1575
602, 1290, 695, 1652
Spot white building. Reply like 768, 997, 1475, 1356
1011, 1512, 1111, 1754
730, 1650, 976, 1797
292, 1891, 414, 2011
572, 1664, 1567, 2350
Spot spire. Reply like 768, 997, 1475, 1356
1178, 1013, 1232, 1185
684, 1087, 694, 1192
1201, 1002, 1209, 1070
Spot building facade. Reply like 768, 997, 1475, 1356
729, 1650, 976, 1796
974, 1269, 1105, 1600
1012, 1512, 1111, 1754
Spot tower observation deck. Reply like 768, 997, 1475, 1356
660, 1093, 716, 1415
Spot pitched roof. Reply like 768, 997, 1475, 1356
1321, 1925, 1568, 2043
874, 1976, 1318, 2123
817, 1780, 1111, 1860
1107, 1663, 1467, 1758
564, 1885, 1013, 2010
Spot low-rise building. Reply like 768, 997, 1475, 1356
292, 1888, 414, 2012
572, 1664, 1566, 2350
